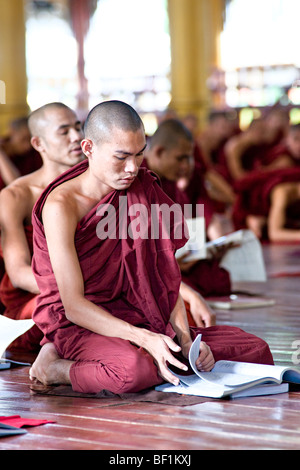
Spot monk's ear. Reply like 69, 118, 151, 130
154, 145, 165, 159
81, 139, 93, 158
30, 135, 44, 153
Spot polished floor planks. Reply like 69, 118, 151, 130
0, 243, 300, 450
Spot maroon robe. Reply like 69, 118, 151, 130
31, 160, 273, 394
232, 167, 300, 231
0, 138, 42, 190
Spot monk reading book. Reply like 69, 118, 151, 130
0, 102, 84, 351
29, 101, 273, 395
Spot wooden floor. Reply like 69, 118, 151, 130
1, 243, 300, 450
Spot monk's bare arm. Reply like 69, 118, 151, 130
205, 169, 235, 204
260, 154, 293, 171
179, 282, 216, 327
268, 183, 300, 242
224, 138, 248, 181
0, 186, 39, 293
42, 194, 189, 385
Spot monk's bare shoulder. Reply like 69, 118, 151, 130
42, 177, 90, 227
0, 172, 43, 224
44, 181, 77, 216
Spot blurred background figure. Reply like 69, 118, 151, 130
0, 116, 42, 190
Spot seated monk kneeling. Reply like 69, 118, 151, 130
0, 102, 84, 351
29, 101, 273, 395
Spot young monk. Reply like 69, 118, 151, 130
145, 119, 230, 240
0, 102, 84, 351
224, 109, 290, 182
29, 101, 273, 395
183, 112, 236, 210
232, 125, 300, 238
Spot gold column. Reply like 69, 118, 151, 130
167, 0, 224, 128
0, 0, 29, 134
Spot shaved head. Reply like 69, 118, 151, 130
149, 119, 193, 150
84, 100, 144, 144
28, 102, 73, 137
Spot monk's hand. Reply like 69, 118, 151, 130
188, 291, 216, 327
207, 241, 239, 261
195, 341, 215, 372
176, 253, 199, 273
141, 331, 188, 386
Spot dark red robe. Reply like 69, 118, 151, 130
0, 138, 42, 190
232, 167, 300, 231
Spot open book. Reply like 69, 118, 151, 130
176, 228, 267, 282
217, 230, 267, 282
0, 316, 34, 369
156, 335, 300, 398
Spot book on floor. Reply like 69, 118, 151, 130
0, 316, 34, 369
205, 294, 275, 310
155, 335, 300, 399
0, 422, 27, 438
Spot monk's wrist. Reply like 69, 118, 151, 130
126, 324, 149, 348
178, 338, 192, 359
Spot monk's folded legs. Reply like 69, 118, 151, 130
29, 324, 273, 395
31, 327, 163, 394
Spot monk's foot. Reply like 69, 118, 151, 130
29, 378, 58, 395
29, 342, 72, 388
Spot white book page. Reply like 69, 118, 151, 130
219, 229, 267, 282
0, 316, 34, 359
188, 335, 278, 387
175, 217, 206, 261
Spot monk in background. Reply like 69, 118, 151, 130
232, 124, 300, 239
183, 111, 236, 213
144, 119, 232, 316
224, 108, 290, 182
0, 102, 84, 351
0, 116, 42, 189
29, 100, 273, 396
144, 119, 232, 240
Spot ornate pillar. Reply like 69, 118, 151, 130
0, 0, 29, 134
167, 0, 225, 127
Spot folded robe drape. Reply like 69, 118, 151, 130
31, 160, 273, 394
